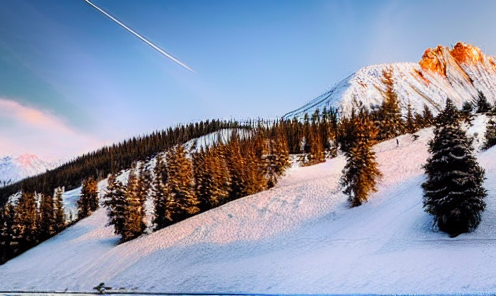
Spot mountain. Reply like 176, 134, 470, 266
0, 154, 55, 187
0, 116, 495, 294
284, 42, 496, 119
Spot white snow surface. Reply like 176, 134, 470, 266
1, 126, 496, 294
284, 45, 496, 119
0, 154, 56, 187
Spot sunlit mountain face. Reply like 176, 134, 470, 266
284, 42, 496, 119
0, 153, 55, 187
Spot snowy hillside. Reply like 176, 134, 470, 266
0, 118, 495, 294
0, 154, 55, 187
284, 42, 496, 119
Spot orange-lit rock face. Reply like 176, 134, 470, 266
450, 42, 484, 65
419, 46, 447, 76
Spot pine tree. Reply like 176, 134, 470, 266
482, 117, 496, 150
341, 112, 382, 207
476, 91, 492, 114
461, 101, 474, 124
136, 164, 151, 231
422, 100, 487, 237
13, 192, 38, 252
377, 68, 404, 140
122, 166, 144, 241
164, 145, 200, 224
38, 192, 55, 241
405, 101, 418, 134
78, 177, 99, 220
421, 104, 435, 128
0, 204, 15, 264
226, 134, 249, 201
53, 187, 66, 233
152, 155, 169, 231
104, 173, 127, 236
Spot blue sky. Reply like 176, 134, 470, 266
1, 0, 495, 159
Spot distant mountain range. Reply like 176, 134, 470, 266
0, 154, 55, 187
284, 42, 496, 119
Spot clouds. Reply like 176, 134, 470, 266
0, 99, 102, 160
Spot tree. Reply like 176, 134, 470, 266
53, 187, 66, 233
38, 192, 55, 241
13, 192, 38, 252
78, 177, 99, 220
152, 155, 169, 231
421, 104, 435, 128
405, 101, 418, 134
0, 204, 15, 264
422, 99, 487, 237
341, 112, 382, 207
482, 117, 496, 150
104, 173, 127, 236
122, 166, 145, 241
164, 145, 200, 224
476, 91, 492, 114
377, 68, 404, 140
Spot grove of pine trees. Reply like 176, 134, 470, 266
422, 99, 487, 237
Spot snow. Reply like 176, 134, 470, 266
1, 121, 496, 294
0, 153, 56, 187
284, 51, 496, 120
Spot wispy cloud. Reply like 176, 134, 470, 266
0, 99, 102, 160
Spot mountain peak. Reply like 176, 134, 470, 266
284, 42, 496, 119
0, 153, 55, 187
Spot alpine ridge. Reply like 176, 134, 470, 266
0, 154, 54, 187
284, 42, 496, 119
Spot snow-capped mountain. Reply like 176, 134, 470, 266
284, 42, 496, 119
0, 154, 55, 187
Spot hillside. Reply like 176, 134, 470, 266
284, 42, 496, 119
1, 117, 495, 294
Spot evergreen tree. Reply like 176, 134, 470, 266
164, 145, 200, 224
377, 68, 404, 140
341, 112, 381, 207
421, 104, 435, 128
0, 204, 15, 264
461, 101, 474, 124
13, 192, 38, 252
476, 91, 492, 114
38, 192, 55, 241
405, 101, 418, 134
422, 100, 487, 237
122, 166, 145, 241
226, 134, 249, 201
104, 173, 127, 235
53, 187, 66, 233
435, 99, 460, 126
482, 117, 496, 150
78, 177, 99, 220
152, 155, 169, 230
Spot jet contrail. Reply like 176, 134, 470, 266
84, 0, 195, 73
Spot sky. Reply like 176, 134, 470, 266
1, 0, 495, 160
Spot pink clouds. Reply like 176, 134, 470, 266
0, 99, 103, 160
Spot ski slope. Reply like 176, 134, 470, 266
1, 124, 495, 294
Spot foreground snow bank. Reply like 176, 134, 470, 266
0, 128, 495, 294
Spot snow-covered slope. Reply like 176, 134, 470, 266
0, 154, 55, 187
284, 42, 496, 119
1, 119, 495, 294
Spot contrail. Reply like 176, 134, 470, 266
84, 0, 195, 73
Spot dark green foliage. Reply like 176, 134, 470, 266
77, 177, 99, 220
341, 112, 382, 207
376, 68, 404, 141
13, 192, 38, 252
405, 101, 418, 134
0, 204, 15, 264
435, 99, 460, 126
476, 91, 492, 114
421, 104, 435, 128
152, 155, 169, 231
422, 100, 487, 237
104, 174, 127, 236
53, 187, 66, 233
482, 117, 496, 150
38, 192, 55, 241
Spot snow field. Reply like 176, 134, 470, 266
0, 122, 495, 294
